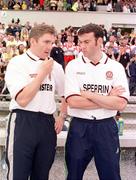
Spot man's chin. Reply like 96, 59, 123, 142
42, 54, 49, 59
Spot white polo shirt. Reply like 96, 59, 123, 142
5, 49, 65, 114
65, 52, 129, 120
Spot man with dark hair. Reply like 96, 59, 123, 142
5, 24, 67, 180
65, 23, 129, 180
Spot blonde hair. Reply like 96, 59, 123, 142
20, 27, 29, 40
29, 24, 56, 41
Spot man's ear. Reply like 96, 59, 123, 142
97, 37, 103, 46
30, 38, 37, 46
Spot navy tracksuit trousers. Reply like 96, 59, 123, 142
65, 117, 121, 180
6, 109, 56, 180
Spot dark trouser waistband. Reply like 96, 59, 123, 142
12, 109, 53, 118
72, 116, 114, 123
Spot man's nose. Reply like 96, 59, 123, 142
81, 45, 86, 50
46, 45, 52, 51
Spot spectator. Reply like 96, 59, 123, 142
105, 34, 118, 53
57, 0, 64, 11
0, 23, 5, 34
18, 44, 26, 54
114, 0, 123, 12
17, 37, 27, 47
20, 27, 29, 42
66, 0, 73, 10
0, 33, 6, 47
62, 33, 79, 67
12, 22, 21, 36
0, 73, 9, 96
89, 0, 97, 11
0, 73, 6, 93
6, 24, 14, 35
50, 0, 58, 10
39, 0, 44, 9
117, 36, 130, 73
44, 0, 50, 10
71, 0, 79, 11
130, 37, 136, 56
73, 30, 78, 46
116, 28, 122, 39
21, 1, 28, 10
13, 1, 21, 10
6, 34, 17, 47
1, 46, 13, 65
33, 2, 41, 10
106, 0, 113, 12
60, 29, 67, 44
97, 0, 105, 5
1, 3, 8, 10
24, 21, 32, 31
128, 54, 136, 95
106, 45, 116, 60
123, 3, 130, 13
50, 38, 65, 69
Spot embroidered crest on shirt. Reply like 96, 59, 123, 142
106, 71, 113, 80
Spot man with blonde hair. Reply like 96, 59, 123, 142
5, 24, 67, 180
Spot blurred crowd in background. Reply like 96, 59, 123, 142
0, 0, 135, 12
0, 18, 136, 96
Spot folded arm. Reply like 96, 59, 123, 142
66, 95, 100, 109
81, 86, 127, 111
66, 86, 127, 111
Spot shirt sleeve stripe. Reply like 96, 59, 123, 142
15, 88, 24, 101
65, 94, 81, 102
118, 96, 129, 103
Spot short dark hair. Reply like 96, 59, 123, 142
29, 24, 56, 40
78, 23, 104, 39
